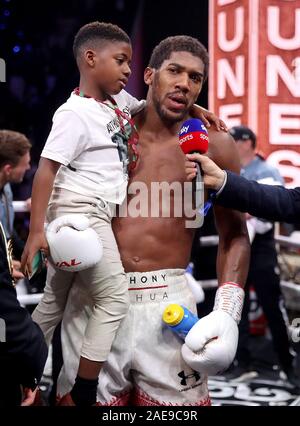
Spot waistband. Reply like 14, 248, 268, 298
126, 269, 187, 304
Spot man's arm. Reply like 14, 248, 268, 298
181, 132, 250, 376
210, 132, 250, 287
186, 154, 300, 224
21, 158, 60, 275
219, 171, 300, 224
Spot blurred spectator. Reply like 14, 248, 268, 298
0, 221, 47, 406
0, 130, 31, 279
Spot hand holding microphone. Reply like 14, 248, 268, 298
179, 119, 217, 216
186, 154, 226, 190
179, 118, 209, 185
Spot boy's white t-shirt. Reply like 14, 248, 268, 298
41, 90, 145, 204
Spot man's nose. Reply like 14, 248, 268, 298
175, 73, 189, 92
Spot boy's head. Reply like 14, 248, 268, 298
0, 130, 31, 185
145, 36, 209, 123
73, 22, 132, 96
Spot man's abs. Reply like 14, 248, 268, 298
113, 216, 194, 272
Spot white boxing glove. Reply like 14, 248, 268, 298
46, 214, 103, 272
181, 283, 244, 376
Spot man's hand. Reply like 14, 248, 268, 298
191, 105, 228, 132
21, 387, 38, 406
181, 310, 238, 376
21, 232, 49, 276
12, 260, 25, 281
185, 153, 226, 190
181, 283, 244, 376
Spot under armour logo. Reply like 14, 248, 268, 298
178, 370, 201, 387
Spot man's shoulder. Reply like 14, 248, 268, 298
3, 183, 13, 198
207, 128, 234, 146
254, 158, 283, 183
207, 130, 240, 173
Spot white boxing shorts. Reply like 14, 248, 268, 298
58, 269, 210, 406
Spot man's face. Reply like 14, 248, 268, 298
6, 152, 31, 183
92, 41, 132, 95
146, 51, 205, 122
235, 139, 252, 163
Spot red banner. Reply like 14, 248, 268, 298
209, 0, 300, 186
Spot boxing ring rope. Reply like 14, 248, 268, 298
13, 202, 300, 306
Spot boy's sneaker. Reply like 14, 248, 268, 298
56, 393, 101, 406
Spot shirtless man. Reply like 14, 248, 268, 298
58, 35, 250, 406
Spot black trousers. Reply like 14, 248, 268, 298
236, 263, 293, 373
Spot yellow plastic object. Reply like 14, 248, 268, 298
162, 304, 184, 326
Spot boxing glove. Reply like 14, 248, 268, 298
181, 282, 244, 376
46, 214, 103, 272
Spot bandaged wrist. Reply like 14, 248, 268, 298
213, 282, 244, 323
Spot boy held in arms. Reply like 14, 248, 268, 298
21, 22, 224, 406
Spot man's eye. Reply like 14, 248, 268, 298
116, 58, 124, 64
169, 68, 178, 73
191, 75, 201, 83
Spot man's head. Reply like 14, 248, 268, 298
73, 21, 132, 95
145, 35, 209, 123
229, 125, 257, 166
0, 130, 31, 185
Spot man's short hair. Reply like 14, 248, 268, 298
73, 21, 131, 60
148, 35, 209, 82
0, 130, 31, 168
229, 125, 257, 149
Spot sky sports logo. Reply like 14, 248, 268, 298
0, 58, 6, 82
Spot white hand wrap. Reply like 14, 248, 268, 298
181, 283, 244, 376
213, 282, 245, 323
46, 214, 103, 272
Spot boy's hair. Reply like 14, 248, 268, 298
73, 21, 131, 59
0, 130, 31, 168
149, 35, 209, 82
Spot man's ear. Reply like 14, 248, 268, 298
83, 49, 96, 68
144, 67, 154, 86
3, 164, 12, 178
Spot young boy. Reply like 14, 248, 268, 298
21, 21, 144, 406
21, 22, 224, 406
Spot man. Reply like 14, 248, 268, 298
57, 35, 250, 406
219, 125, 299, 388
186, 154, 300, 223
0, 221, 48, 406
0, 130, 31, 280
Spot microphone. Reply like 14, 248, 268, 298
179, 118, 214, 216
179, 118, 209, 155
179, 118, 209, 180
